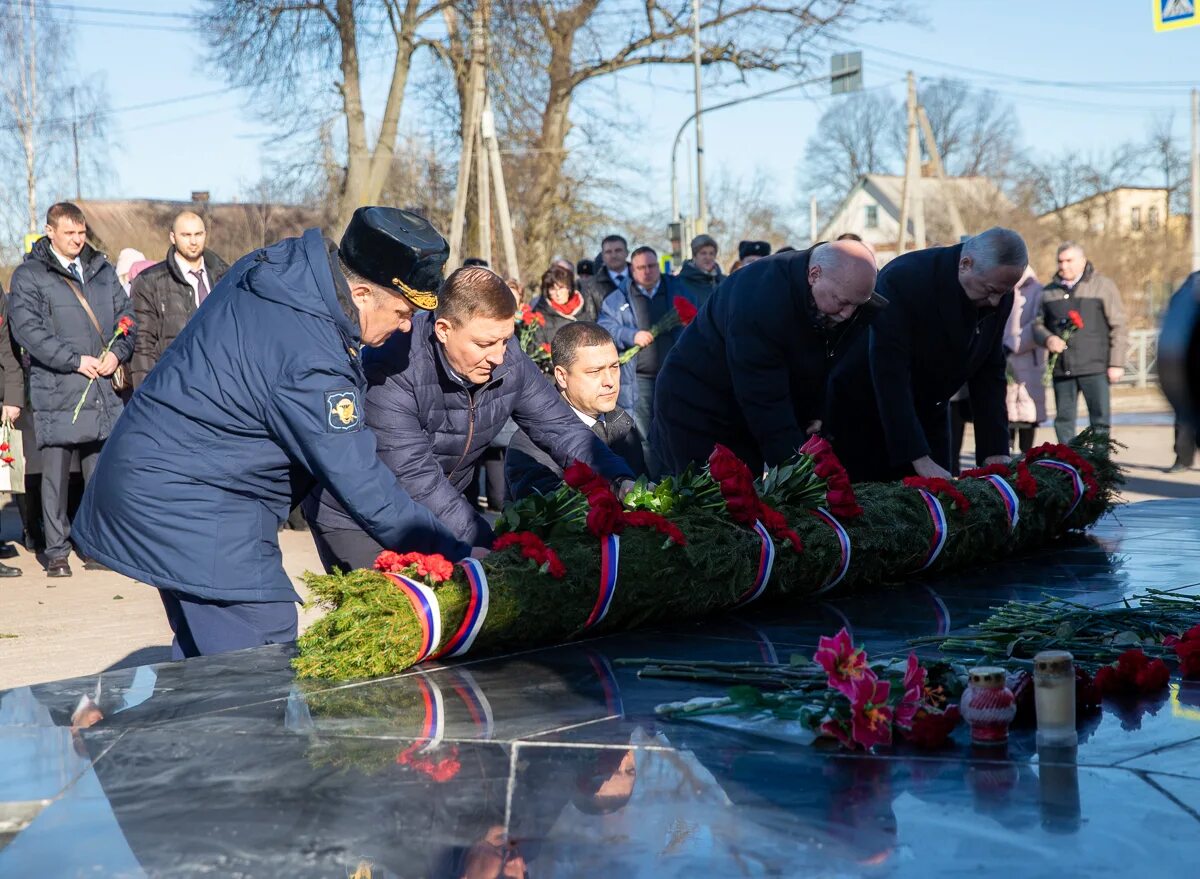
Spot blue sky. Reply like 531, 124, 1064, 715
71, 0, 1199, 232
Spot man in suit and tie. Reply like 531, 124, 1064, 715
582, 234, 631, 312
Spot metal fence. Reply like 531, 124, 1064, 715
1121, 329, 1158, 388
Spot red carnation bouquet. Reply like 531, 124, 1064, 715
902, 476, 971, 515
374, 550, 456, 583
1043, 309, 1084, 386
708, 444, 803, 551
756, 435, 863, 520
515, 303, 552, 376
72, 315, 135, 424
618, 295, 698, 365
564, 461, 687, 547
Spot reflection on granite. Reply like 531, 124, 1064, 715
3, 499, 1200, 876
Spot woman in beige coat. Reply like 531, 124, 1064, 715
1005, 267, 1047, 453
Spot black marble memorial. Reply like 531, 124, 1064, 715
2, 499, 1199, 877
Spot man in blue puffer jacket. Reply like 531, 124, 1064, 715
72, 208, 471, 658
306, 266, 634, 571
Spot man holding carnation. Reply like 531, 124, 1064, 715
826, 227, 1026, 482
505, 321, 647, 499
652, 240, 883, 476
306, 267, 635, 572
72, 208, 472, 658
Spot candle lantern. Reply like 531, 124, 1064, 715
961, 666, 1016, 745
1033, 650, 1077, 748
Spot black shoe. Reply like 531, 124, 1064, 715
46, 557, 72, 578
1167, 462, 1190, 473
0, 561, 20, 577
23, 532, 45, 553
0, 542, 18, 560
82, 558, 110, 572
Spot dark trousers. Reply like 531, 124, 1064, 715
634, 374, 660, 479
43, 441, 103, 561
310, 523, 386, 575
158, 589, 297, 659
1175, 420, 1196, 469
1053, 373, 1111, 443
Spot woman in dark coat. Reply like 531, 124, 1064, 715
534, 264, 597, 346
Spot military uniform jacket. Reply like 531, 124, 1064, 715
72, 229, 469, 603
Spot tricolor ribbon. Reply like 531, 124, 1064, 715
447, 668, 495, 740
979, 474, 1021, 532
412, 672, 446, 752
734, 520, 776, 607
432, 558, 491, 660
915, 489, 948, 572
811, 507, 852, 594
384, 573, 443, 664
1033, 459, 1085, 520
923, 585, 953, 636
583, 534, 621, 630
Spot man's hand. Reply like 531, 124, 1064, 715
805, 419, 822, 435
1107, 366, 1125, 384
1, 405, 19, 423
77, 355, 102, 379
912, 456, 953, 480
1045, 335, 1067, 354
470, 546, 491, 560
983, 454, 1011, 467
633, 330, 654, 348
96, 352, 120, 377
614, 478, 646, 501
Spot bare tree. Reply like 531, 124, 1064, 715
204, 0, 453, 233
1145, 114, 1189, 215
0, 0, 109, 246
906, 78, 1021, 180
708, 168, 803, 256
432, 0, 892, 277
802, 90, 899, 215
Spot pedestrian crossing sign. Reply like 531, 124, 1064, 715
1155, 0, 1197, 31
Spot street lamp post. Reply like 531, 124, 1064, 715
669, 55, 863, 259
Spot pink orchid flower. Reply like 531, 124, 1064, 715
850, 675, 893, 750
814, 628, 870, 698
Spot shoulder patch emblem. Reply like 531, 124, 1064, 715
326, 389, 361, 431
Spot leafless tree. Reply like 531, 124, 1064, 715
802, 90, 899, 215
906, 78, 1021, 180
432, 0, 893, 277
203, 0, 453, 233
0, 0, 109, 248
1145, 113, 1189, 215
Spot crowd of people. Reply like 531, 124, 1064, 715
0, 201, 1170, 659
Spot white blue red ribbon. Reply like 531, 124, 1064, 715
432, 558, 491, 659
447, 668, 495, 740
811, 507, 852, 594
915, 489, 948, 572
735, 520, 776, 607
979, 474, 1021, 532
583, 534, 621, 630
1033, 459, 1085, 519
385, 573, 443, 663
923, 585, 953, 636
412, 672, 446, 752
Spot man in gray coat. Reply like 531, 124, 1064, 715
9, 202, 134, 578
1033, 241, 1127, 443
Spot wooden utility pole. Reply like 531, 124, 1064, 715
482, 96, 520, 283
475, 114, 492, 266
448, 4, 487, 269
897, 71, 925, 253
918, 105, 965, 241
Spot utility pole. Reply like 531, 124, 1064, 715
475, 108, 492, 266
1191, 87, 1199, 272
483, 96, 520, 283
71, 87, 81, 200
691, 0, 707, 233
897, 71, 925, 253
809, 196, 818, 247
448, 3, 487, 269
917, 105, 965, 240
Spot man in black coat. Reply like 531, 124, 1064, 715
826, 227, 1027, 482
129, 211, 230, 388
0, 286, 24, 575
307, 267, 635, 571
8, 202, 134, 578
652, 241, 882, 476
506, 321, 647, 499
581, 234, 630, 313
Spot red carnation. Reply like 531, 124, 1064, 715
622, 510, 687, 546
1014, 460, 1038, 499
585, 492, 625, 537
564, 461, 609, 496
901, 705, 961, 750
1068, 310, 1084, 330
492, 531, 566, 578
540, 343, 551, 354
117, 315, 135, 335
673, 295, 698, 327
826, 488, 863, 519
799, 434, 833, 457
902, 476, 970, 514
813, 456, 841, 480
373, 550, 455, 583
758, 505, 802, 552
0, 443, 9, 452
1094, 649, 1170, 697
960, 463, 1012, 479
1169, 624, 1200, 679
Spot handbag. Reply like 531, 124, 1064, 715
64, 277, 132, 394
0, 418, 25, 494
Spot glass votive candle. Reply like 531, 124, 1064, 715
1033, 650, 1077, 748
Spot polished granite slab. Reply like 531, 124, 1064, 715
3, 498, 1200, 877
